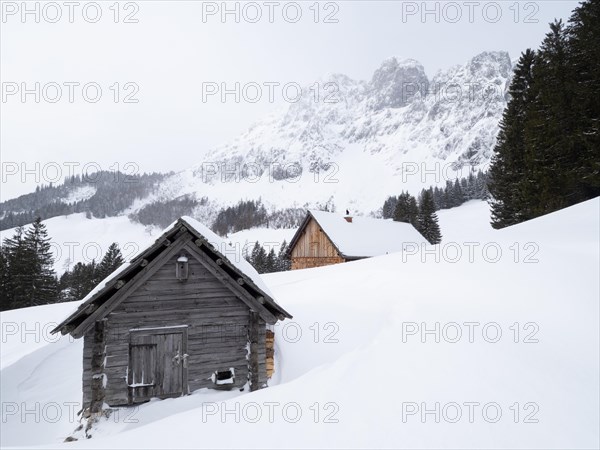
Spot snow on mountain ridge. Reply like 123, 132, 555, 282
60, 185, 97, 204
150, 51, 513, 213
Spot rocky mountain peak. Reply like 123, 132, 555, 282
467, 51, 513, 79
166, 50, 514, 211
368, 57, 430, 109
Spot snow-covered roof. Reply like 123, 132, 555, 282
292, 210, 428, 258
76, 216, 275, 306
53, 216, 290, 337
178, 216, 274, 298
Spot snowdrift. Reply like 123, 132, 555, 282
1, 199, 598, 449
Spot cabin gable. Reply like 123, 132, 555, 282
290, 216, 345, 270
93, 247, 258, 406
69, 233, 194, 339
72, 219, 287, 413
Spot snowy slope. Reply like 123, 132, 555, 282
1, 198, 598, 449
0, 214, 160, 275
0, 215, 294, 277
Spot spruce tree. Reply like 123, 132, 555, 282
249, 241, 267, 273
475, 171, 489, 200
417, 190, 442, 244
432, 186, 443, 209
466, 171, 476, 199
265, 248, 277, 273
23, 217, 58, 305
460, 177, 470, 200
443, 181, 455, 208
0, 246, 11, 311
527, 20, 574, 215
2, 227, 31, 309
62, 261, 98, 300
407, 196, 419, 226
393, 193, 410, 222
58, 269, 74, 301
96, 243, 125, 283
382, 196, 399, 219
393, 192, 418, 225
489, 3, 599, 228
277, 240, 291, 271
488, 49, 536, 228
453, 179, 464, 206
566, 0, 600, 200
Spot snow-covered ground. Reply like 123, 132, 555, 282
1, 199, 598, 449
0, 215, 295, 277
0, 214, 159, 276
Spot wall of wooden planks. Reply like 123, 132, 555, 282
265, 329, 275, 378
290, 217, 346, 269
291, 256, 346, 270
82, 242, 268, 409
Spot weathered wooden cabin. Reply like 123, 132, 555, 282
52, 217, 291, 415
288, 210, 428, 270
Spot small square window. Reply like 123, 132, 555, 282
212, 368, 235, 385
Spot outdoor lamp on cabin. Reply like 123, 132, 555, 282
176, 255, 189, 281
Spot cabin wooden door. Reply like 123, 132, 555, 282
128, 326, 188, 404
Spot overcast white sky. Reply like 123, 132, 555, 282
0, 1, 581, 200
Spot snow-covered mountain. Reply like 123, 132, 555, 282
152, 51, 512, 212
1, 51, 512, 229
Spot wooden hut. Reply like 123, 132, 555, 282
52, 217, 292, 415
288, 210, 428, 270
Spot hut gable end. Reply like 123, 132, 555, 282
110, 242, 261, 320
100, 243, 257, 407
53, 218, 291, 339
289, 216, 345, 270
51, 217, 292, 413
291, 217, 341, 259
